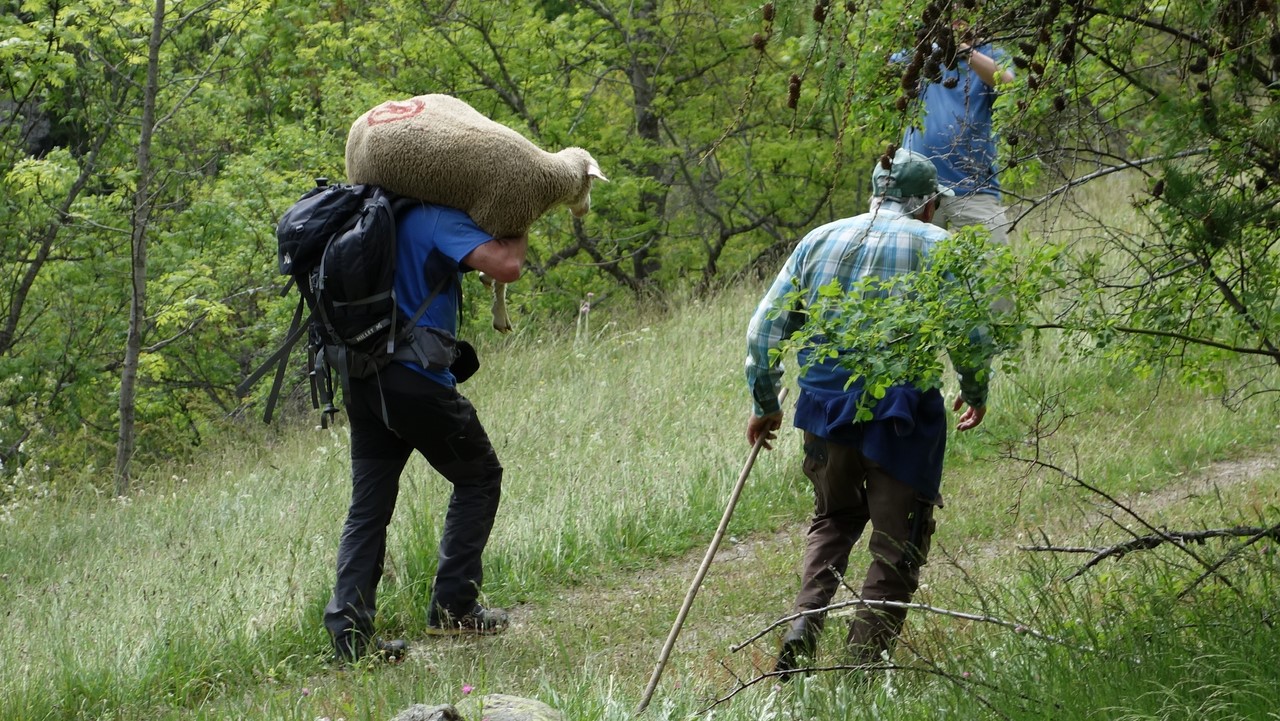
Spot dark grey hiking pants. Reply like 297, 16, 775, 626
795, 432, 937, 664
323, 363, 503, 642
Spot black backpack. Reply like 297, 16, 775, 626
238, 179, 460, 426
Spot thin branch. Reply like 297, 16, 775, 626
1006, 148, 1209, 228
704, 662, 953, 711
141, 311, 209, 355
1083, 5, 1209, 50
1033, 322, 1280, 360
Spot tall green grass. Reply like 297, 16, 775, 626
0, 288, 811, 720
2, 271, 1277, 720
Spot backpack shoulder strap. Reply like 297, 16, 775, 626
236, 294, 310, 423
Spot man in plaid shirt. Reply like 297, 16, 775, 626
745, 148, 993, 677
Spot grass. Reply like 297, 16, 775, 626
3, 247, 1278, 718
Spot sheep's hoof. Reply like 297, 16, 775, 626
491, 306, 513, 334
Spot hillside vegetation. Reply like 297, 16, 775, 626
3, 1, 1277, 718
4, 278, 1277, 720
4, 0, 1276, 492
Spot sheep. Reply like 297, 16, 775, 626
344, 94, 607, 332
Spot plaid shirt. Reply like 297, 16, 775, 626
745, 201, 992, 416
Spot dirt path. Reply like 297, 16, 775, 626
501, 447, 1280, 709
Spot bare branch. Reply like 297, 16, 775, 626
1006, 149, 1210, 229
1032, 322, 1280, 361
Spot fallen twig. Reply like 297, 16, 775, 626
1005, 453, 1243, 596
704, 659, 1029, 718
1177, 523, 1280, 600
732, 597, 1084, 652
1021, 524, 1280, 582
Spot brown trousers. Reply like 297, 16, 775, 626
795, 432, 937, 664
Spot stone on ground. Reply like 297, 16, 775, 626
456, 694, 563, 721
390, 704, 463, 721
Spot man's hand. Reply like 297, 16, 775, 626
747, 411, 784, 449
952, 396, 987, 431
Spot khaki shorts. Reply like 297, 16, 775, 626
934, 192, 1009, 244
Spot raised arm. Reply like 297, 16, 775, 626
961, 44, 1015, 87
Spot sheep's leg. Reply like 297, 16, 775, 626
490, 280, 512, 333
479, 273, 513, 333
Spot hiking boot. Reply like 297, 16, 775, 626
773, 616, 820, 679
333, 633, 408, 664
426, 604, 510, 636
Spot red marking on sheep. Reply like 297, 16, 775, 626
365, 98, 426, 126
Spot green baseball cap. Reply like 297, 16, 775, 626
871, 148, 954, 199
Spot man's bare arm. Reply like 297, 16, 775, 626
462, 234, 528, 283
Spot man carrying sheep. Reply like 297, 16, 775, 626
744, 149, 995, 678
324, 202, 526, 663
345, 94, 606, 334
326, 94, 606, 663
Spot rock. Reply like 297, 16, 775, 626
455, 694, 564, 721
390, 704, 463, 721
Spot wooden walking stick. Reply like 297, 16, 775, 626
635, 388, 788, 715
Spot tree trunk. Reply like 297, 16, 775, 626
115, 0, 165, 496
627, 0, 668, 286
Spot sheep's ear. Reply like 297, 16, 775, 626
587, 160, 608, 182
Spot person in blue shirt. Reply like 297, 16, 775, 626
324, 203, 527, 663
745, 149, 994, 677
903, 31, 1015, 244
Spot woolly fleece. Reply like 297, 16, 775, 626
345, 94, 604, 239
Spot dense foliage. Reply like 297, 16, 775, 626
1, 0, 862, 490
1, 0, 1276, 492
763, 0, 1278, 418
776, 229, 1049, 420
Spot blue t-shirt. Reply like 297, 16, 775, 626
395, 203, 492, 385
901, 44, 1009, 198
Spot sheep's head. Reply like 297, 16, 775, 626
559, 147, 608, 218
